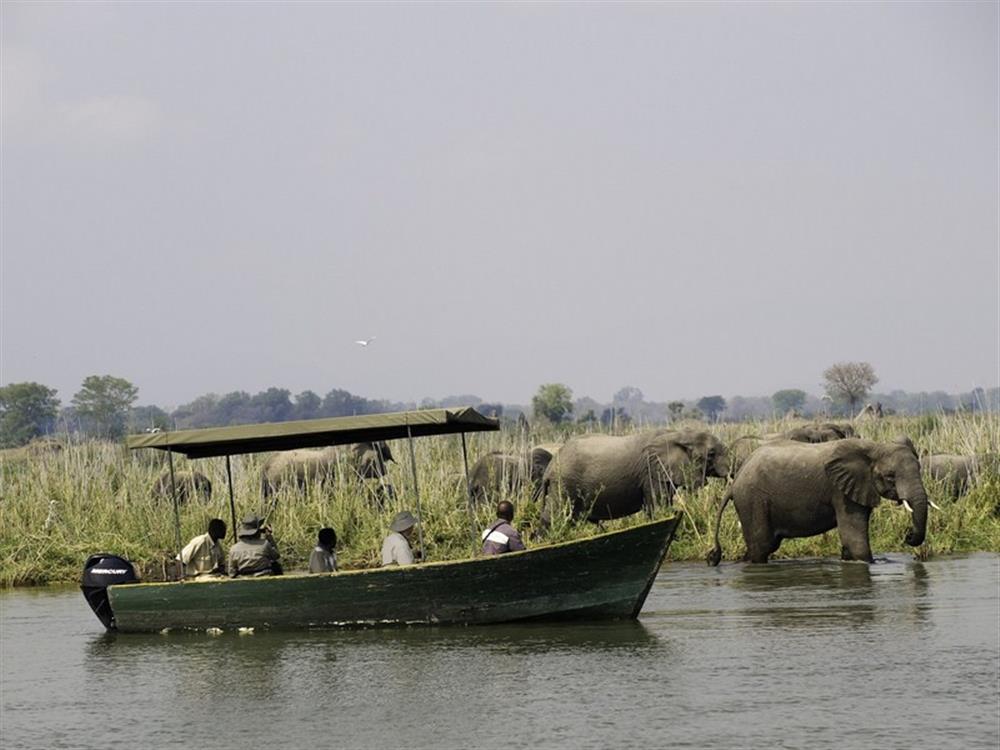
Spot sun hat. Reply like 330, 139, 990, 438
238, 514, 264, 538
389, 510, 418, 533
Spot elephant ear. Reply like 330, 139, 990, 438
824, 444, 880, 508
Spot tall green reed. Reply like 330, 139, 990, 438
0, 413, 997, 586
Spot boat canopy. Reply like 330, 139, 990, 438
125, 407, 500, 459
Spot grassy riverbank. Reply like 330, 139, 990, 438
1, 413, 998, 587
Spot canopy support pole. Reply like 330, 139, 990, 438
460, 432, 478, 556
225, 455, 238, 543
167, 448, 183, 579
406, 422, 425, 562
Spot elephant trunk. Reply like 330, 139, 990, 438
899, 481, 928, 547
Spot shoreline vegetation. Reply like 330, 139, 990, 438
1, 413, 998, 588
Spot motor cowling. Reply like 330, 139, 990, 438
81, 553, 139, 630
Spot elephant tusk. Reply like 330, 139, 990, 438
929, 500, 942, 511
902, 500, 914, 513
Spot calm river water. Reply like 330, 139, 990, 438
2, 554, 998, 750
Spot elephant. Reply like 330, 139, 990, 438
781, 423, 856, 443
727, 424, 856, 478
261, 441, 394, 496
923, 453, 998, 499
537, 429, 728, 523
707, 436, 929, 565
468, 444, 560, 505
25, 438, 65, 457
726, 435, 764, 479
152, 469, 212, 503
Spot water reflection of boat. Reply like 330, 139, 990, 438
81, 408, 681, 633
89, 620, 661, 657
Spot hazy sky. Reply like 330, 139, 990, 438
2, 2, 997, 409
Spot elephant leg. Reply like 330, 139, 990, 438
835, 503, 873, 562
769, 535, 783, 554
736, 499, 773, 563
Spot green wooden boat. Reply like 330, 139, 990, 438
103, 516, 680, 632
81, 407, 682, 632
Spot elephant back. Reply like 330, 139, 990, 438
152, 469, 212, 503
261, 447, 340, 494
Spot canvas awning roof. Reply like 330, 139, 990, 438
125, 407, 500, 459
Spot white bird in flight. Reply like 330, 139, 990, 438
354, 337, 376, 347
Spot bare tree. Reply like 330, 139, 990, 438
822, 362, 878, 415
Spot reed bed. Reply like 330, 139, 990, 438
1, 413, 997, 587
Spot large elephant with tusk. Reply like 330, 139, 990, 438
707, 436, 930, 565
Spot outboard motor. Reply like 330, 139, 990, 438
81, 553, 139, 630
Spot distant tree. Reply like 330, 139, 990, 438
129, 404, 170, 432
0, 382, 60, 447
171, 393, 220, 428
822, 362, 878, 414
601, 406, 631, 429
294, 390, 322, 421
772, 389, 807, 416
248, 388, 292, 423
576, 409, 597, 426
667, 401, 685, 421
960, 387, 987, 413
612, 385, 643, 408
726, 395, 774, 421
322, 388, 372, 417
532, 383, 573, 424
72, 375, 139, 439
682, 406, 704, 421
215, 391, 251, 425
696, 395, 727, 422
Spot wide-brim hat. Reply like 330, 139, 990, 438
238, 514, 263, 538
389, 510, 418, 533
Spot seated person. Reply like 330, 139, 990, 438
481, 501, 526, 555
381, 511, 419, 566
228, 515, 282, 577
309, 527, 338, 573
179, 518, 227, 576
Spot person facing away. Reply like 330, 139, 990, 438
228, 514, 282, 577
481, 501, 526, 556
381, 511, 419, 566
179, 518, 227, 577
309, 527, 338, 573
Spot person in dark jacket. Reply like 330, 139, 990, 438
228, 515, 282, 577
481, 500, 526, 555
309, 527, 337, 573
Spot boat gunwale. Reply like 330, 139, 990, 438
108, 515, 682, 591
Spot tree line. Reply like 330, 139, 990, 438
532, 362, 997, 425
1, 362, 996, 448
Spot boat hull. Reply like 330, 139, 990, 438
106, 516, 681, 632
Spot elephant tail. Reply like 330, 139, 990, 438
706, 488, 732, 567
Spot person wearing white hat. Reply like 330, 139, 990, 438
381, 511, 419, 567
